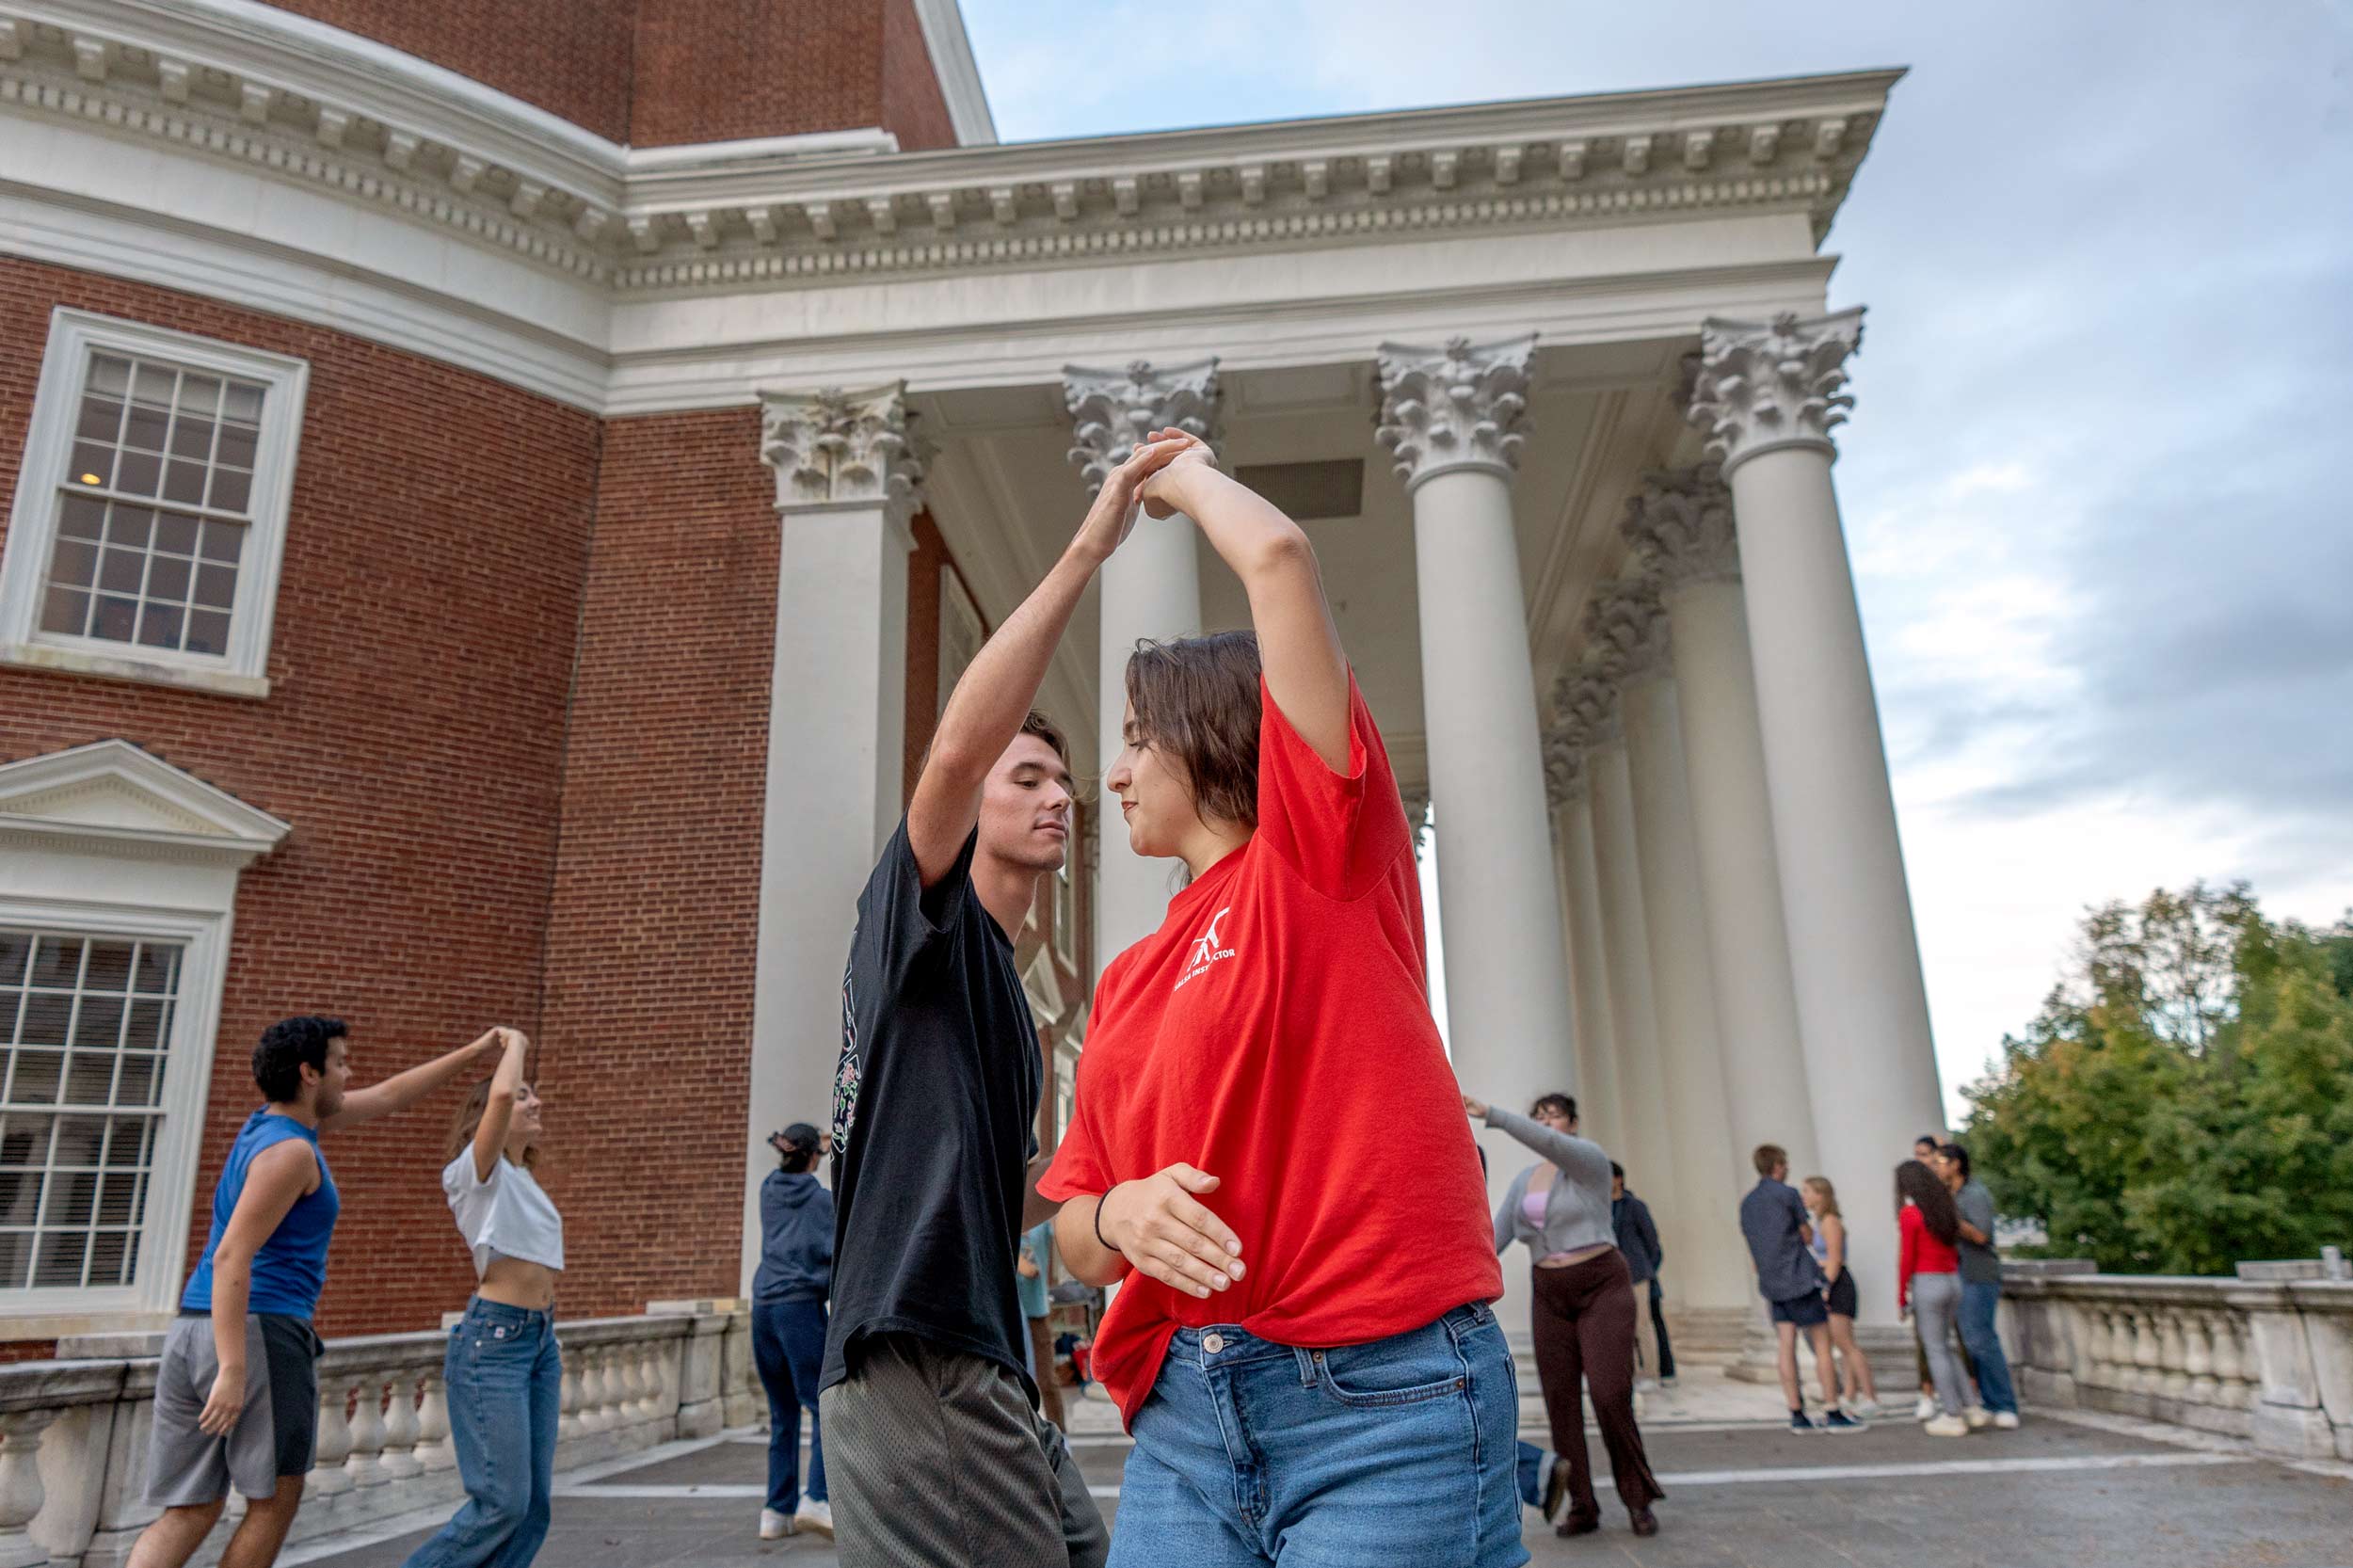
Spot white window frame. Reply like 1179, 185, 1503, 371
0, 309, 311, 699
0, 899, 228, 1319
1051, 843, 1078, 971
0, 741, 287, 1335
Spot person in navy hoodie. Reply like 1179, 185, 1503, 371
131, 1016, 503, 1568
754, 1123, 836, 1542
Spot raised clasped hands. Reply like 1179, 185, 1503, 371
1071, 432, 1192, 566
1098, 1162, 1246, 1301
1135, 426, 1217, 520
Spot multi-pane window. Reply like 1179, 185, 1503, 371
1, 310, 307, 692
39, 355, 264, 658
0, 930, 179, 1292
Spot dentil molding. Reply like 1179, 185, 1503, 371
1688, 308, 1865, 472
0, 4, 1896, 295
1062, 360, 1221, 494
758, 386, 927, 524
1374, 334, 1537, 489
1622, 464, 1739, 586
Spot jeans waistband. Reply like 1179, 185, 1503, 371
1163, 1302, 1494, 1376
463, 1296, 553, 1331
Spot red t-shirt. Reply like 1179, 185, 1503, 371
1039, 675, 1502, 1428
1898, 1202, 1961, 1304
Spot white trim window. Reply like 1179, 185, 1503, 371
1051, 835, 1078, 971
0, 310, 309, 698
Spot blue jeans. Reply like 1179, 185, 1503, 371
750, 1298, 827, 1511
403, 1299, 560, 1568
1109, 1303, 1526, 1568
1513, 1441, 1548, 1509
1958, 1280, 2018, 1415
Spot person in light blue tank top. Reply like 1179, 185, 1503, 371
132, 1016, 506, 1568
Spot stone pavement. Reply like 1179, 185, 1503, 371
283, 1370, 2353, 1568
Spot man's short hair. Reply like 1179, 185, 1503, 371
1914, 1132, 1943, 1152
1609, 1161, 1625, 1181
1019, 710, 1070, 768
1529, 1093, 1577, 1123
1939, 1141, 1972, 1181
254, 1016, 345, 1104
1753, 1143, 1787, 1177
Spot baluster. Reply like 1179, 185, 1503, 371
2156, 1311, 2192, 1400
637, 1343, 666, 1424
2183, 1312, 2218, 1405
579, 1350, 610, 1434
615, 1346, 646, 1429
2213, 1313, 2253, 1408
2087, 1306, 2119, 1388
379, 1371, 424, 1480
2131, 1309, 2164, 1394
344, 1375, 390, 1489
416, 1373, 456, 1473
0, 1409, 57, 1568
646, 1342, 676, 1425
557, 1352, 583, 1444
309, 1377, 355, 1501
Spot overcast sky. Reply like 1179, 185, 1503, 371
962, 0, 2353, 1113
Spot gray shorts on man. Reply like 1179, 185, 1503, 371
147, 1313, 322, 1508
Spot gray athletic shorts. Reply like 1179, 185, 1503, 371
823, 1333, 1107, 1568
147, 1312, 323, 1507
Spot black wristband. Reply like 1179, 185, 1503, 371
1094, 1187, 1117, 1253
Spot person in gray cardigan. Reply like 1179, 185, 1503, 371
1467, 1091, 1662, 1540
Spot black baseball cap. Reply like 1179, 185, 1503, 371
770, 1122, 824, 1154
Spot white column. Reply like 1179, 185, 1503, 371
1690, 310, 1946, 1326
1624, 466, 1821, 1180
1544, 741, 1622, 1149
1064, 360, 1217, 974
1590, 581, 1754, 1312
1556, 664, 1682, 1304
1377, 335, 1578, 1308
742, 385, 922, 1291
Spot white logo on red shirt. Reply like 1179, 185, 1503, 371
1176, 906, 1236, 992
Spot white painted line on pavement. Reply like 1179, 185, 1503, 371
1654, 1450, 2246, 1487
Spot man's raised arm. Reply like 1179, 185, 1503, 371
905, 436, 1185, 886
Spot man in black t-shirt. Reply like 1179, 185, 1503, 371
817, 431, 1186, 1568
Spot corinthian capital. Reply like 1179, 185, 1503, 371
1063, 360, 1221, 492
1552, 659, 1623, 748
1541, 728, 1587, 810
1584, 577, 1672, 683
1688, 308, 1865, 473
760, 384, 927, 523
1622, 464, 1738, 587
1374, 334, 1537, 490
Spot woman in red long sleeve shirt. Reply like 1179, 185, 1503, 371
1896, 1160, 1973, 1436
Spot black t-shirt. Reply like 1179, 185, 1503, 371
820, 819, 1041, 1396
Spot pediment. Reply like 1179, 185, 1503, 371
0, 741, 289, 865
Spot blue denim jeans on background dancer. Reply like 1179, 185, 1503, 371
1958, 1281, 2019, 1415
402, 1298, 560, 1568
1109, 1301, 1527, 1568
1513, 1441, 1550, 1510
750, 1297, 828, 1512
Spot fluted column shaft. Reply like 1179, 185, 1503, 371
1065, 360, 1217, 973
1625, 468, 1821, 1181
1379, 337, 1577, 1335
1691, 311, 1945, 1325
1553, 789, 1622, 1148
745, 386, 922, 1292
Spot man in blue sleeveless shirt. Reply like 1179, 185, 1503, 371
131, 1016, 503, 1568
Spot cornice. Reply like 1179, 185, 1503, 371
0, 3, 1897, 296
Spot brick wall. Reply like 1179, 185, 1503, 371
631, 0, 957, 150
532, 408, 776, 1316
0, 260, 600, 1339
268, 2, 639, 143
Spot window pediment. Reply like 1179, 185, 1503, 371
0, 741, 289, 866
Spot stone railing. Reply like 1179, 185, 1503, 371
2000, 1255, 2353, 1461
0, 1299, 760, 1568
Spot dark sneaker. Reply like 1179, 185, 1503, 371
1557, 1512, 1602, 1538
1789, 1409, 1817, 1432
1629, 1507, 1660, 1538
1542, 1452, 1571, 1524
1823, 1409, 1867, 1432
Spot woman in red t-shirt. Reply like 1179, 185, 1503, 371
1041, 433, 1523, 1567
1896, 1160, 1972, 1437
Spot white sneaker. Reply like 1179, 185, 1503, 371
1851, 1400, 1883, 1419
1963, 1405, 1993, 1430
793, 1499, 834, 1540
1993, 1411, 2022, 1431
1913, 1395, 1937, 1421
1923, 1414, 1970, 1437
759, 1508, 795, 1540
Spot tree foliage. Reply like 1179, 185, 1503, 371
1961, 882, 2353, 1275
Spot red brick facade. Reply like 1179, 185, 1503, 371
0, 264, 1087, 1340
0, 258, 600, 1339
264, 1, 961, 152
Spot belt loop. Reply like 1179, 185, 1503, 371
1294, 1346, 1317, 1386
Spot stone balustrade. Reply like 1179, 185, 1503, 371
0, 1300, 758, 1568
2000, 1256, 2353, 1461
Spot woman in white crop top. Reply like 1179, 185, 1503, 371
402, 1028, 564, 1568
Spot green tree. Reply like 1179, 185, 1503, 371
1961, 884, 2353, 1275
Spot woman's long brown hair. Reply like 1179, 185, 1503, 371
446, 1078, 538, 1172
1125, 631, 1264, 832
1894, 1159, 1957, 1244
